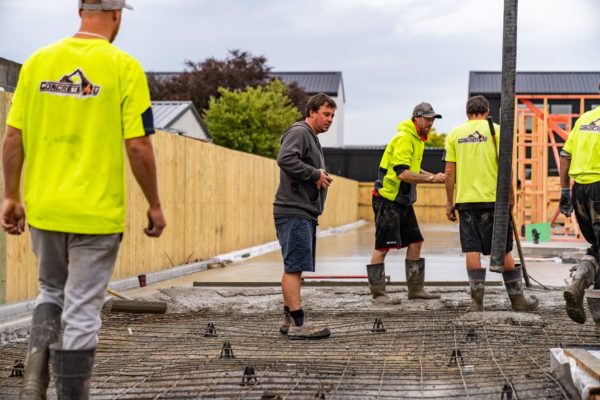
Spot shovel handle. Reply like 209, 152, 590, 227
107, 288, 134, 301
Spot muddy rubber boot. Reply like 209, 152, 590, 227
503, 266, 538, 311
279, 311, 292, 335
564, 255, 599, 324
367, 263, 401, 305
467, 269, 486, 312
405, 258, 440, 300
20, 303, 62, 400
50, 344, 95, 400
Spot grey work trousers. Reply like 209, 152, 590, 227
30, 227, 121, 350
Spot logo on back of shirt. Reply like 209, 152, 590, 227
580, 117, 600, 133
39, 69, 101, 98
457, 130, 488, 144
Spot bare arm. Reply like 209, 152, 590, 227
2, 125, 24, 200
558, 155, 573, 216
559, 155, 571, 189
444, 162, 457, 221
398, 169, 445, 184
1, 125, 26, 234
125, 136, 166, 237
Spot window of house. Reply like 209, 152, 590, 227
550, 104, 572, 115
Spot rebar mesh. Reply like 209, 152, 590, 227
1, 289, 595, 399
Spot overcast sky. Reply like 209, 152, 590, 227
1, 0, 599, 145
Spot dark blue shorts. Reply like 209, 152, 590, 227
275, 217, 316, 273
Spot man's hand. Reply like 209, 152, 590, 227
1, 198, 26, 235
431, 173, 445, 183
445, 203, 457, 222
315, 169, 333, 189
559, 187, 573, 217
144, 206, 166, 237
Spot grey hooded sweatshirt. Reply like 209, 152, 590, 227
273, 121, 328, 221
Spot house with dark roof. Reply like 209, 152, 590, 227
468, 71, 600, 123
152, 101, 210, 141
469, 71, 600, 231
148, 71, 347, 147
272, 71, 345, 147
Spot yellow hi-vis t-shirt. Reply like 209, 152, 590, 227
563, 106, 600, 185
374, 119, 424, 205
7, 37, 153, 234
444, 119, 500, 205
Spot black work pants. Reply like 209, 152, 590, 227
573, 181, 600, 288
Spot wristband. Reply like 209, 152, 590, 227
560, 187, 570, 196
428, 175, 434, 182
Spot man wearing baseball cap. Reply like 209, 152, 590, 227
3, 0, 165, 398
366, 102, 445, 304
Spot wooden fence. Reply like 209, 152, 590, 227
358, 182, 450, 223
0, 92, 359, 303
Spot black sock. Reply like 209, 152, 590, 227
283, 306, 290, 316
290, 309, 304, 326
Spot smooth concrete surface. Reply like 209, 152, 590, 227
122, 223, 581, 301
0, 222, 587, 326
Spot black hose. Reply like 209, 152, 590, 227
490, 0, 518, 272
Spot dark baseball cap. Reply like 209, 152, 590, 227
412, 102, 442, 119
79, 0, 133, 11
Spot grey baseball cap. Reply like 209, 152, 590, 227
412, 102, 442, 119
79, 0, 133, 11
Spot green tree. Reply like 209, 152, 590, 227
204, 80, 301, 158
425, 127, 446, 148
147, 50, 308, 116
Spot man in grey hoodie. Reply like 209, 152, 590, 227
273, 93, 336, 339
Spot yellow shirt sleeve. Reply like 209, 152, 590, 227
390, 134, 414, 170
444, 131, 456, 163
121, 57, 152, 139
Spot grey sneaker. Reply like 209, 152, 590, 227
288, 321, 331, 340
279, 314, 292, 335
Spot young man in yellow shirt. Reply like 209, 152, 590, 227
444, 96, 537, 312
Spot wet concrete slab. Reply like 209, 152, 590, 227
1, 285, 596, 399
121, 223, 581, 301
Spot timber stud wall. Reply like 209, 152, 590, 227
0, 92, 358, 303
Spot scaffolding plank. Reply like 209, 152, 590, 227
564, 348, 600, 381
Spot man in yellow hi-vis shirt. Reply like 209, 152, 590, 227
366, 102, 445, 304
559, 84, 600, 325
444, 95, 537, 312
1, 1, 166, 397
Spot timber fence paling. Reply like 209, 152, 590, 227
0, 93, 361, 303
0, 93, 7, 303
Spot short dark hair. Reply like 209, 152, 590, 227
305, 93, 336, 118
466, 95, 490, 116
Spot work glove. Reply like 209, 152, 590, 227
559, 187, 572, 217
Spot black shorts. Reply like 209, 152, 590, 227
572, 181, 600, 249
372, 195, 423, 250
458, 208, 513, 255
